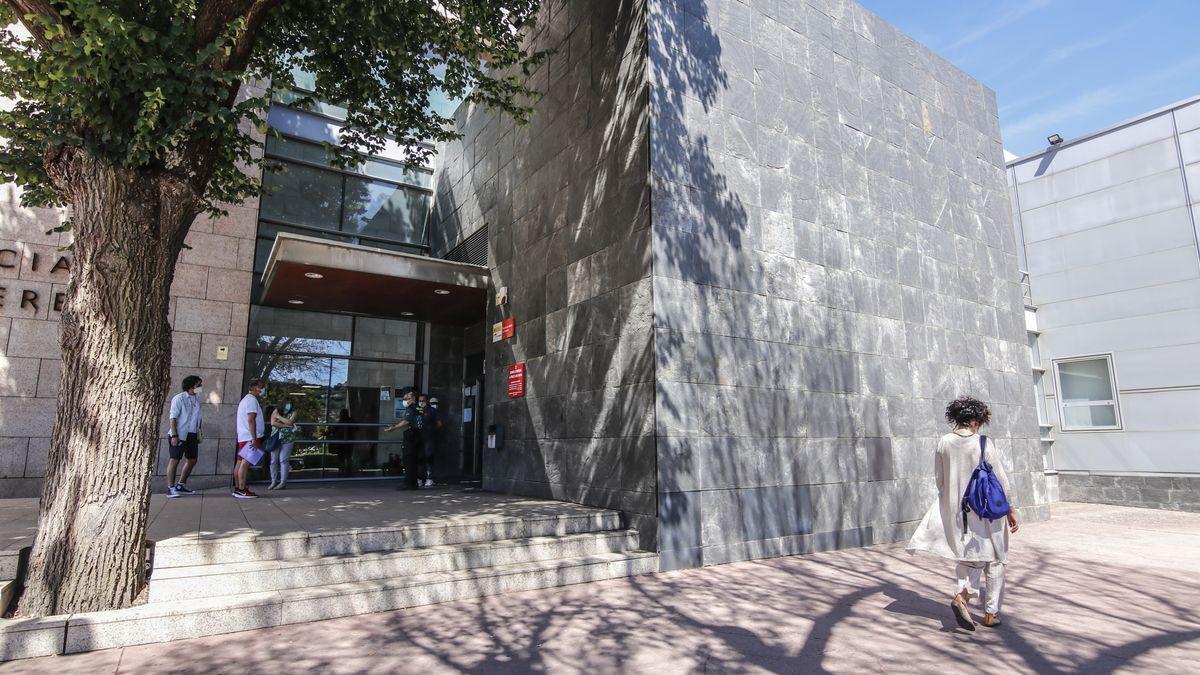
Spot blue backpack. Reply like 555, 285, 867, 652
961, 435, 1011, 529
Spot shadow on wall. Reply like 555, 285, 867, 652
647, 1, 903, 565
429, 1, 661, 542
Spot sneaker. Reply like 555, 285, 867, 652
242, 489, 260, 498
167, 486, 180, 498
276, 482, 286, 490
175, 483, 195, 495
267, 482, 277, 490
232, 489, 252, 499
424, 479, 433, 488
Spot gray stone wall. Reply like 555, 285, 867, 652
430, 1, 659, 541
648, 0, 1045, 568
1059, 473, 1200, 513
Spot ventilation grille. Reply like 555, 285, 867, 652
444, 226, 488, 267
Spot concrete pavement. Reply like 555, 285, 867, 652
7, 502, 1200, 673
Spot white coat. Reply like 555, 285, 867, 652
906, 432, 1014, 563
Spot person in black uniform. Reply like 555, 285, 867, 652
385, 388, 421, 490
417, 393, 443, 487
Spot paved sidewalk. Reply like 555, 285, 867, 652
8, 502, 1200, 673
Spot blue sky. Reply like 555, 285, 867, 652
858, 0, 1200, 157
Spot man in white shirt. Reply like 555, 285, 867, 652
166, 375, 204, 498
233, 378, 267, 499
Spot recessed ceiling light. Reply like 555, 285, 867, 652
434, 289, 450, 295
400, 311, 414, 316
304, 272, 324, 279
288, 299, 305, 305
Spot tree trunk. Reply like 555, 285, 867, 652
19, 151, 199, 617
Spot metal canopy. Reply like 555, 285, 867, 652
260, 233, 489, 325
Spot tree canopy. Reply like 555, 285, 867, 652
0, 0, 544, 218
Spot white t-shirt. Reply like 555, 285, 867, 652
236, 394, 264, 443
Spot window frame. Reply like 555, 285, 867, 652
1052, 354, 1123, 432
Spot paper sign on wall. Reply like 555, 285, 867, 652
507, 362, 526, 399
496, 286, 509, 306
492, 321, 503, 342
501, 317, 515, 340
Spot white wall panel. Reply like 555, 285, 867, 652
1180, 127, 1200, 164
1186, 161, 1200, 205
1023, 207, 1195, 276
1036, 278, 1200, 330
1020, 170, 1186, 243
1053, 429, 1200, 473
1030, 246, 1199, 306
1118, 390, 1200, 432
1111, 342, 1200, 391
1039, 308, 1200, 357
1176, 100, 1200, 133
1017, 138, 1179, 211
1012, 115, 1174, 183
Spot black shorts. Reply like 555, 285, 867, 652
169, 432, 199, 460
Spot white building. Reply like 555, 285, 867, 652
1008, 95, 1200, 510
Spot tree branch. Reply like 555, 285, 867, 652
3, 0, 77, 49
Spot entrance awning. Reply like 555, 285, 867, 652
260, 233, 489, 325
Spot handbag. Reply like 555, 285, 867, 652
961, 435, 1012, 529
263, 430, 281, 455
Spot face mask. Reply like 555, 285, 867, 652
285, 403, 292, 412
260, 387, 268, 396
193, 386, 202, 395
400, 400, 410, 408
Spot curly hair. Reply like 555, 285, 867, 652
945, 395, 991, 427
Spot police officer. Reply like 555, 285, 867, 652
385, 388, 421, 490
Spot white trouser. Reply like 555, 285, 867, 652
956, 560, 1005, 614
270, 442, 293, 484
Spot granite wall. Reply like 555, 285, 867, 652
431, 0, 658, 542
649, 0, 1045, 568
431, 0, 1046, 569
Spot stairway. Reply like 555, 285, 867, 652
0, 506, 656, 659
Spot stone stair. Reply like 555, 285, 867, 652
0, 507, 656, 660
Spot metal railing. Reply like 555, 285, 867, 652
250, 421, 416, 481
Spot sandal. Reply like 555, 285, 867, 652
951, 597, 976, 631
982, 614, 1002, 628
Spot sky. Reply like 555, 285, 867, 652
858, 0, 1200, 158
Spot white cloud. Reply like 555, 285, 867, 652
1044, 34, 1118, 63
946, 0, 1055, 51
1002, 87, 1120, 140
1002, 53, 1200, 143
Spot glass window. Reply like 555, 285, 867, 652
342, 177, 429, 245
266, 135, 432, 189
1027, 332, 1041, 366
1055, 356, 1121, 430
260, 162, 343, 229
248, 306, 352, 356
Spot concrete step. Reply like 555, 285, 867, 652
151, 509, 622, 568
0, 579, 15, 617
58, 550, 658, 654
149, 529, 641, 602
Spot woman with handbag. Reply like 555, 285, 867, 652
907, 396, 1020, 631
268, 396, 299, 490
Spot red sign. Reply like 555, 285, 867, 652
501, 317, 515, 340
507, 362, 526, 398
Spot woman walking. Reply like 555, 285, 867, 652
907, 396, 1020, 631
269, 396, 299, 490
